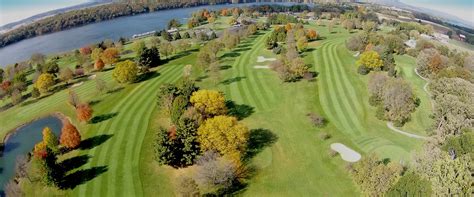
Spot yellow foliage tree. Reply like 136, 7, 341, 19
356, 50, 383, 69
197, 115, 249, 162
42, 127, 59, 153
35, 73, 55, 93
190, 90, 227, 117
112, 60, 139, 83
91, 48, 103, 61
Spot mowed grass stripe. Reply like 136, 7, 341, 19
315, 41, 348, 134
78, 73, 157, 197
230, 36, 259, 106
239, 33, 269, 110
243, 32, 276, 110
321, 42, 361, 136
79, 65, 182, 197
235, 34, 265, 110
96, 65, 182, 196
326, 42, 364, 134
102, 65, 184, 196
124, 68, 183, 197
330, 42, 364, 116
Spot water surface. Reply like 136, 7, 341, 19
0, 115, 62, 193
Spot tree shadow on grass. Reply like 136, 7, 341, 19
243, 129, 278, 161
226, 100, 254, 120
59, 155, 90, 172
59, 166, 108, 189
219, 52, 241, 60
135, 71, 160, 83
79, 134, 113, 150
88, 99, 101, 106
221, 77, 246, 85
89, 112, 118, 124
107, 87, 124, 94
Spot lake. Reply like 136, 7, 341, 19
0, 116, 62, 194
0, 2, 284, 66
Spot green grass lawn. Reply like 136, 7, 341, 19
395, 55, 433, 136
3, 19, 430, 196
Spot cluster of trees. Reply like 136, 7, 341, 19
269, 24, 311, 82
195, 23, 261, 84
0, 63, 31, 105
416, 47, 472, 81
154, 80, 250, 195
368, 73, 418, 126
6, 120, 83, 194
267, 13, 298, 25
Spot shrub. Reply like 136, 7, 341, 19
307, 112, 326, 127
319, 132, 331, 140
357, 65, 370, 75
328, 149, 338, 157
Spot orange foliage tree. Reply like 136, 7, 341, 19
306, 29, 318, 41
60, 120, 82, 149
79, 46, 92, 55
94, 59, 105, 71
101, 47, 119, 65
76, 103, 93, 122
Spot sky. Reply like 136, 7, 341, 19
0, 0, 89, 26
400, 0, 474, 25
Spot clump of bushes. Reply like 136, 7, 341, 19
307, 112, 327, 127
319, 132, 331, 140
328, 149, 338, 157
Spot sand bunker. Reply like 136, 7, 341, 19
254, 65, 269, 69
330, 143, 361, 162
88, 74, 96, 80
71, 82, 84, 88
257, 56, 276, 63
353, 51, 360, 57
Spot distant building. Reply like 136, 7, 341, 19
167, 28, 178, 33
459, 34, 466, 41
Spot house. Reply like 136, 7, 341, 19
459, 34, 466, 41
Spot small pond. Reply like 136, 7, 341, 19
0, 116, 62, 194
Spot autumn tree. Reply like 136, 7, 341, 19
94, 59, 105, 71
35, 73, 55, 93
76, 103, 93, 122
30, 53, 46, 66
91, 48, 103, 61
416, 48, 448, 77
194, 151, 238, 194
160, 41, 175, 59
386, 171, 432, 196
101, 47, 119, 65
42, 127, 59, 153
112, 60, 139, 83
296, 37, 308, 52
79, 46, 92, 55
60, 120, 81, 149
351, 154, 403, 196
306, 29, 318, 41
190, 90, 227, 117
197, 115, 249, 163
132, 40, 146, 56
59, 67, 74, 84
357, 50, 383, 73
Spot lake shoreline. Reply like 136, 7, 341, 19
1, 112, 69, 145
